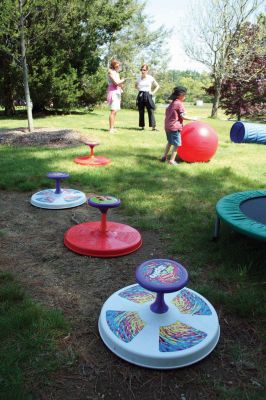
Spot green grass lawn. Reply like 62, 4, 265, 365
0, 272, 71, 400
1, 104, 266, 276
0, 104, 266, 398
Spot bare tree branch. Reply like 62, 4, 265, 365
181, 0, 264, 117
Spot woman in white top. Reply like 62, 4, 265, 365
107, 59, 126, 133
135, 64, 160, 131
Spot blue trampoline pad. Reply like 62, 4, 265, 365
240, 197, 266, 225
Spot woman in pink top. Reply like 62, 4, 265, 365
107, 59, 126, 133
161, 86, 197, 166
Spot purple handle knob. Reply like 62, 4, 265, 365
47, 172, 69, 194
135, 259, 188, 314
88, 196, 121, 233
88, 196, 121, 214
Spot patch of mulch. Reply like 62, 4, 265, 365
0, 127, 90, 148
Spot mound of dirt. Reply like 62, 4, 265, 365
0, 127, 88, 147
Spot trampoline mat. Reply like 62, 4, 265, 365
216, 190, 266, 241
240, 197, 266, 225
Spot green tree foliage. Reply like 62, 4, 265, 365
0, 0, 142, 113
105, 3, 170, 70
156, 70, 212, 104
206, 15, 265, 120
104, 2, 171, 109
28, 0, 141, 111
0, 0, 22, 115
80, 67, 107, 108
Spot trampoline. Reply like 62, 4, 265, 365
213, 190, 266, 241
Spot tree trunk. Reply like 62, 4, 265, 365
4, 98, 15, 116
211, 79, 222, 118
19, 0, 34, 132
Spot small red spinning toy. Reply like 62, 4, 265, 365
64, 195, 142, 257
74, 141, 111, 166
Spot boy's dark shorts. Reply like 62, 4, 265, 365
166, 130, 182, 146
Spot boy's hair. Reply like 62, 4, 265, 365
169, 86, 187, 100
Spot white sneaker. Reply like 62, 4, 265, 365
168, 160, 178, 166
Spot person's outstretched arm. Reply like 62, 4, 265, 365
182, 113, 199, 121
108, 69, 125, 87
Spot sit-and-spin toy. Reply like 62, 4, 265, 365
74, 141, 111, 166
64, 195, 142, 257
30, 172, 86, 209
99, 259, 220, 369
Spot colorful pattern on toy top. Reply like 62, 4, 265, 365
159, 321, 207, 352
119, 285, 156, 303
172, 289, 212, 315
141, 260, 182, 285
106, 310, 146, 343
90, 195, 118, 205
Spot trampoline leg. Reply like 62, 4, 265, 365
213, 216, 220, 241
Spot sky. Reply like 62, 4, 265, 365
144, 0, 265, 72
144, 0, 208, 72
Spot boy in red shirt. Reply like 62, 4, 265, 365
161, 86, 197, 165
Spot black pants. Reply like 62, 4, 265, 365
137, 92, 156, 128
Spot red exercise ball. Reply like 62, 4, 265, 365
178, 121, 218, 163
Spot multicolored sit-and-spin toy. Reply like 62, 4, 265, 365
30, 172, 87, 209
99, 259, 220, 369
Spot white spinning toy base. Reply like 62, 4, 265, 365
30, 172, 87, 209
98, 259, 220, 369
